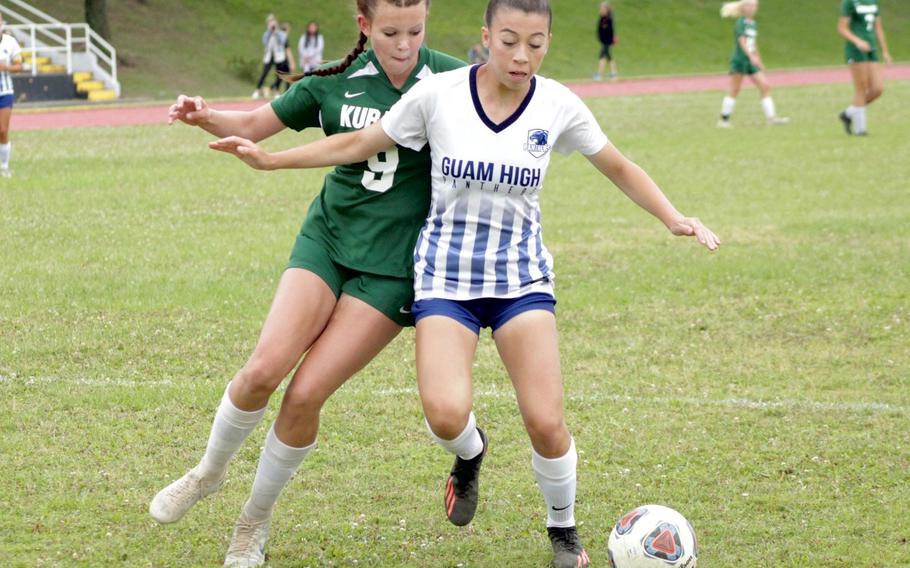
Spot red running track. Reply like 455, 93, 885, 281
12, 65, 910, 132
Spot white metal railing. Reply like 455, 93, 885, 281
1, 2, 119, 96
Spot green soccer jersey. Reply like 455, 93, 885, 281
841, 0, 880, 46
271, 47, 464, 278
732, 17, 758, 64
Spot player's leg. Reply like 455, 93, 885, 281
865, 61, 884, 104
149, 267, 337, 524
224, 293, 402, 567
842, 62, 871, 135
415, 308, 485, 526
751, 72, 788, 125
609, 47, 618, 79
0, 104, 12, 177
493, 307, 588, 568
718, 74, 743, 128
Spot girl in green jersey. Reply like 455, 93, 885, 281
838, 0, 892, 136
148, 1, 462, 566
717, 0, 789, 128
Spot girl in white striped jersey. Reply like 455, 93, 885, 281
0, 15, 23, 178
210, 0, 720, 565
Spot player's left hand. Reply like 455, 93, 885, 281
669, 217, 721, 251
209, 136, 273, 170
883, 52, 893, 65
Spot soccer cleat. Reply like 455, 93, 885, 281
251, 89, 261, 99
444, 427, 487, 526
767, 116, 790, 126
716, 119, 732, 129
548, 526, 591, 568
149, 466, 225, 524
223, 511, 271, 567
0, 168, 11, 178
838, 111, 853, 135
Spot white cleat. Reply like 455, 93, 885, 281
0, 168, 11, 178
251, 90, 261, 99
716, 119, 733, 129
223, 511, 271, 567
768, 116, 790, 126
149, 466, 225, 524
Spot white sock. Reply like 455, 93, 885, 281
845, 105, 859, 118
720, 96, 736, 119
426, 411, 484, 460
853, 106, 867, 133
198, 383, 267, 479
0, 143, 10, 169
532, 438, 578, 528
761, 96, 776, 120
243, 424, 314, 520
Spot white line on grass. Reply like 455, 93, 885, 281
1, 374, 906, 415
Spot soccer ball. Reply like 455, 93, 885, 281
607, 505, 698, 568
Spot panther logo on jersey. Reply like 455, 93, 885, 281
524, 129, 551, 158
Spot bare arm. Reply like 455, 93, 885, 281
167, 95, 286, 142
209, 120, 397, 171
0, 55, 23, 73
585, 143, 720, 251
838, 16, 872, 52
876, 18, 892, 64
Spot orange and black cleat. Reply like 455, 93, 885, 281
548, 526, 590, 568
444, 427, 488, 526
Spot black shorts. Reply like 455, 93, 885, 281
600, 44, 613, 61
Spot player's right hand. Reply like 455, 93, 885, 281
168, 95, 211, 126
209, 136, 273, 170
855, 39, 872, 53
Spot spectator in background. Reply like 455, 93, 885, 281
253, 14, 288, 99
271, 23, 296, 96
298, 21, 325, 75
468, 42, 488, 64
594, 1, 617, 81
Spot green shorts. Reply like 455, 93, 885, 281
845, 43, 879, 64
288, 234, 415, 327
730, 58, 760, 75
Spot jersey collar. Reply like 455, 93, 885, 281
470, 64, 537, 134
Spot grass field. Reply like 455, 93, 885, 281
2, 81, 910, 567
26, 0, 910, 99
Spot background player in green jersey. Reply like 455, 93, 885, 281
838, 0, 892, 136
717, 0, 789, 128
148, 1, 462, 566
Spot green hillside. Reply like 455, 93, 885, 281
29, 0, 910, 100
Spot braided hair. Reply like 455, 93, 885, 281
282, 0, 428, 84
282, 32, 368, 84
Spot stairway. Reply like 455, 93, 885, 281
3, 0, 120, 102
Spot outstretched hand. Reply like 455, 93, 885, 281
209, 136, 273, 170
669, 217, 721, 251
168, 94, 211, 126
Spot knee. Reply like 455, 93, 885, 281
423, 398, 472, 440
281, 377, 329, 418
525, 414, 568, 455
235, 353, 292, 397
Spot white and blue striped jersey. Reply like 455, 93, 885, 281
382, 65, 608, 301
0, 34, 22, 96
